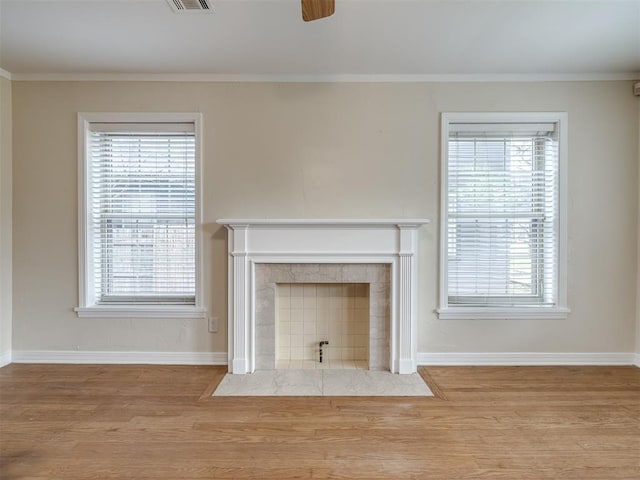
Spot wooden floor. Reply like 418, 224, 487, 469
1, 364, 638, 479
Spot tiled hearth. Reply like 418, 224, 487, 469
218, 219, 429, 374
213, 370, 434, 396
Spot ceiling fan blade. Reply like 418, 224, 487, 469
301, 0, 335, 22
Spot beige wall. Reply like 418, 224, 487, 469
0, 76, 12, 362
11, 80, 639, 356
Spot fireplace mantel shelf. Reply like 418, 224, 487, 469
217, 219, 430, 227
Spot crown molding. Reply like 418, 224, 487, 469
9, 72, 640, 83
0, 68, 12, 80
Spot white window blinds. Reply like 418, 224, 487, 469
87, 122, 196, 305
445, 121, 559, 307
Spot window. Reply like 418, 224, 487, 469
438, 113, 569, 319
75, 113, 205, 318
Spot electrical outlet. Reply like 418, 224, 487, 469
208, 316, 218, 333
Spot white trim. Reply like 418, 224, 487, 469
217, 218, 430, 227
417, 352, 637, 366
73, 306, 207, 319
78, 112, 202, 124
244, 252, 403, 259
12, 350, 227, 365
436, 307, 570, 320
7, 350, 635, 367
0, 351, 12, 368
76, 112, 205, 318
557, 113, 569, 314
0, 68, 12, 80
9, 72, 640, 83
438, 112, 569, 319
194, 113, 205, 314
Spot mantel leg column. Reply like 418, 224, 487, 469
397, 223, 420, 375
231, 253, 249, 374
227, 224, 250, 375
398, 253, 416, 374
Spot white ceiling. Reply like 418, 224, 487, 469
1, 0, 639, 79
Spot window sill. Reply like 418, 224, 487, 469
436, 306, 570, 320
74, 306, 207, 319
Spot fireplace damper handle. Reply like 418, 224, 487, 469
319, 341, 329, 363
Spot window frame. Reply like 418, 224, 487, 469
75, 112, 206, 319
437, 112, 570, 320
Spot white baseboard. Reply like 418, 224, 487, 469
7, 350, 637, 367
11, 350, 228, 365
0, 350, 12, 368
417, 352, 637, 366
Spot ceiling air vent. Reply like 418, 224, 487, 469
166, 0, 213, 13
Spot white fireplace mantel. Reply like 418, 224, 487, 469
217, 219, 429, 374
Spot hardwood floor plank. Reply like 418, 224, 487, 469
1, 364, 638, 479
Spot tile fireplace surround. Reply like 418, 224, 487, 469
217, 219, 429, 375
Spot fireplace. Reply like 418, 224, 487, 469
217, 219, 429, 374
255, 265, 388, 370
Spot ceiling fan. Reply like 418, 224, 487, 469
301, 0, 335, 22
168, 0, 335, 22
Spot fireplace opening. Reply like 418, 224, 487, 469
275, 283, 370, 370
254, 263, 391, 372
